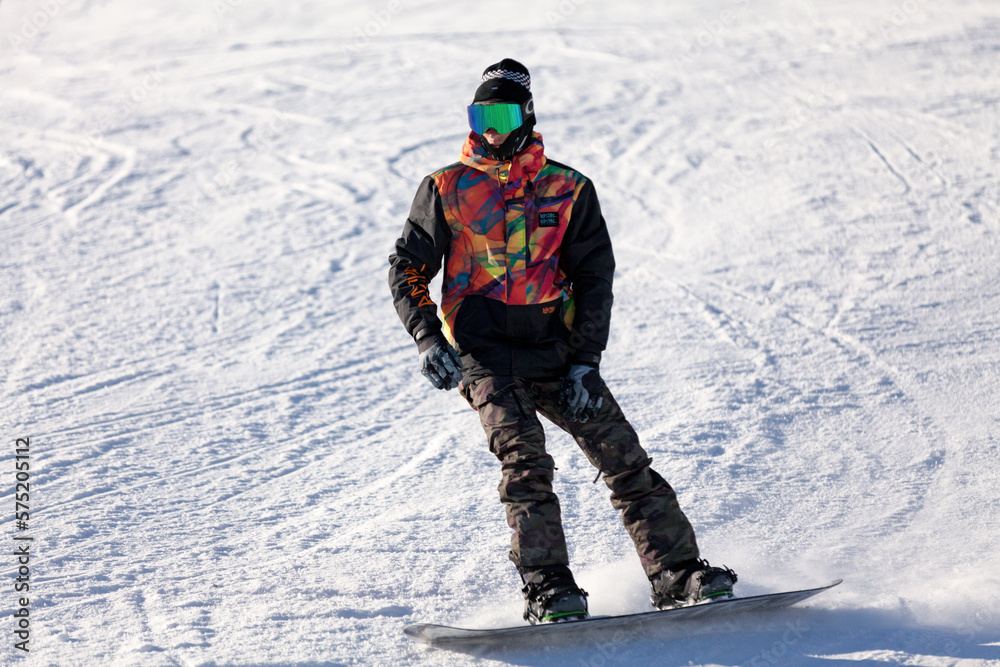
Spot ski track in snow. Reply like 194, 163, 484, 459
2, 1, 1000, 665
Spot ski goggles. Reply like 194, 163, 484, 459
467, 102, 525, 135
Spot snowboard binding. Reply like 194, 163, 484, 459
520, 565, 589, 625
650, 558, 738, 610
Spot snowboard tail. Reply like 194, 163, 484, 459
403, 579, 841, 647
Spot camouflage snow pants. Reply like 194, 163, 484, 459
467, 375, 699, 579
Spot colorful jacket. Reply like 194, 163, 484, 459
388, 132, 614, 381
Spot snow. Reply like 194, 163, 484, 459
2, 0, 999, 664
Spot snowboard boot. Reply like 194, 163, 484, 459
650, 558, 738, 610
519, 564, 589, 625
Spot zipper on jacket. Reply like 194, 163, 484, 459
497, 161, 512, 300
498, 161, 511, 242
497, 161, 510, 185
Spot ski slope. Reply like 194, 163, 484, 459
2, 0, 999, 664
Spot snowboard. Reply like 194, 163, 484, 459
404, 579, 841, 647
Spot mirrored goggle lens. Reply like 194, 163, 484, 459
467, 103, 523, 135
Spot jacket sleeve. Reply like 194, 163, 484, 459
560, 178, 615, 367
388, 175, 453, 344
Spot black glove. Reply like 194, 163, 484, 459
417, 332, 463, 391
561, 364, 604, 423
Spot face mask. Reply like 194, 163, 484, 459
479, 120, 535, 161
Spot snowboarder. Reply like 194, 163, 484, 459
388, 58, 736, 624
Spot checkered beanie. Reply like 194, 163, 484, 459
473, 58, 532, 104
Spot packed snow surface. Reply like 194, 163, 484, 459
2, 0, 999, 665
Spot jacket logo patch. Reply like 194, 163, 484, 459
542, 306, 556, 314
538, 211, 559, 228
